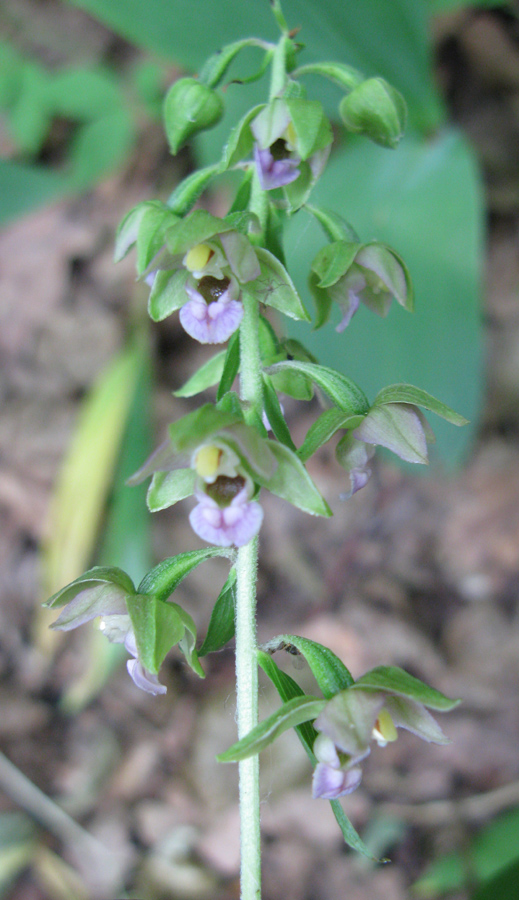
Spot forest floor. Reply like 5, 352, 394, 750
2, 5, 519, 900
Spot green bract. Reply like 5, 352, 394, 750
339, 77, 407, 149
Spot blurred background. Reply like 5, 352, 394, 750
2, 0, 519, 898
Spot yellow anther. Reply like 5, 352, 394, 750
195, 445, 222, 480
285, 121, 297, 148
372, 708, 398, 747
185, 243, 213, 272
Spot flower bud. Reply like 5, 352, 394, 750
164, 77, 224, 155
339, 77, 406, 149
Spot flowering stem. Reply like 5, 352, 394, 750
235, 536, 261, 900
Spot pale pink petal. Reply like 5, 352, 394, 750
312, 763, 362, 800
180, 295, 243, 344
189, 492, 263, 547
127, 659, 167, 695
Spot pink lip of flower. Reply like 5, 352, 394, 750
179, 282, 244, 344
189, 487, 263, 548
253, 144, 301, 191
123, 629, 167, 696
312, 762, 363, 800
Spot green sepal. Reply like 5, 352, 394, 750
339, 77, 407, 150
270, 339, 315, 401
44, 565, 136, 608
198, 568, 236, 657
297, 408, 358, 463
283, 158, 315, 212
173, 351, 226, 398
228, 170, 253, 214
216, 331, 240, 401
172, 602, 205, 678
164, 77, 223, 155
146, 468, 196, 512
216, 696, 326, 762
249, 247, 310, 322
373, 384, 469, 426
304, 205, 359, 243
137, 547, 233, 603
261, 374, 296, 451
168, 404, 241, 455
214, 424, 277, 482
114, 201, 171, 264
284, 98, 333, 160
258, 651, 378, 861
126, 593, 185, 674
148, 269, 190, 322
199, 39, 267, 89
268, 361, 370, 414
312, 241, 361, 288
353, 666, 461, 712
259, 441, 331, 517
221, 104, 265, 169
292, 61, 363, 94
165, 209, 258, 257
167, 164, 221, 217
136, 202, 179, 275
308, 270, 333, 330
264, 634, 353, 698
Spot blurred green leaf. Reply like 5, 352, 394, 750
67, 108, 135, 189
0, 158, 67, 225
285, 129, 483, 465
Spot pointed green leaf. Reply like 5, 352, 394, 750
330, 800, 379, 861
248, 248, 310, 322
257, 650, 319, 757
353, 666, 460, 711
216, 331, 240, 400
221, 103, 265, 169
146, 468, 195, 512
312, 240, 360, 288
217, 696, 326, 763
199, 568, 236, 656
265, 634, 353, 698
167, 163, 221, 216
298, 408, 364, 463
174, 351, 226, 398
284, 98, 332, 160
138, 547, 233, 603
373, 384, 468, 426
148, 269, 190, 322
260, 441, 331, 517
126, 593, 185, 674
261, 375, 296, 451
170, 602, 205, 678
268, 361, 369, 414
136, 202, 178, 275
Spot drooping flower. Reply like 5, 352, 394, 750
51, 582, 167, 695
311, 670, 455, 800
179, 274, 244, 344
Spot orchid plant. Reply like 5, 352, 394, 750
45, 3, 465, 896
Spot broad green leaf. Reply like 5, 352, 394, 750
473, 860, 519, 900
146, 468, 195, 511
148, 269, 190, 321
260, 441, 331, 517
265, 634, 353, 698
138, 547, 233, 602
248, 248, 311, 322
174, 351, 226, 398
199, 568, 237, 656
268, 361, 369, 414
286, 129, 483, 463
47, 67, 122, 120
167, 163, 221, 216
216, 331, 240, 400
258, 650, 377, 860
126, 593, 185, 673
373, 383, 469, 426
353, 666, 460, 711
0, 158, 66, 226
261, 375, 296, 451
298, 408, 364, 463
170, 602, 205, 677
217, 696, 326, 762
